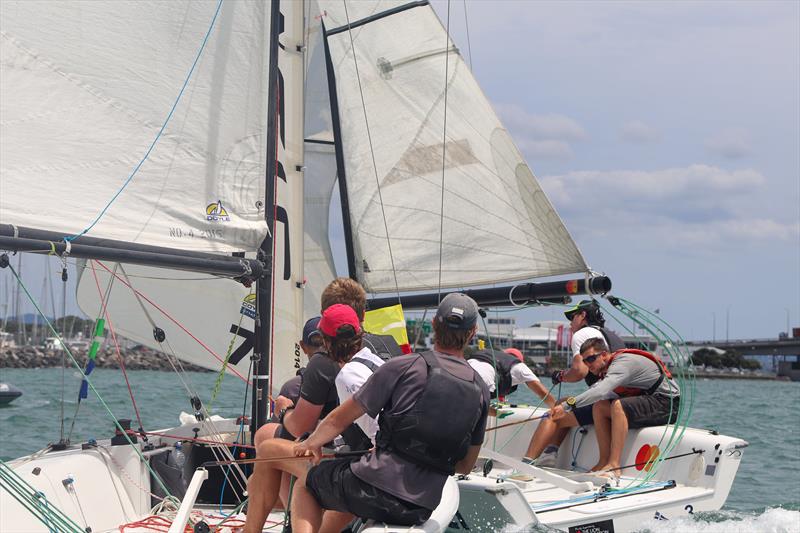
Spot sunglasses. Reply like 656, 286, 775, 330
582, 351, 606, 364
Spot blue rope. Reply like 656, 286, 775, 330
66, 0, 225, 242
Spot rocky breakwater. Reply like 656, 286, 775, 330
1, 345, 210, 372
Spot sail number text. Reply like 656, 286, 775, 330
169, 227, 223, 240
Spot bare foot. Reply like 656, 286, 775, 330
590, 463, 604, 472
596, 464, 621, 484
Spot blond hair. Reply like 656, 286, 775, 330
320, 277, 366, 321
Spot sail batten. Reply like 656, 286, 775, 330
317, 0, 588, 293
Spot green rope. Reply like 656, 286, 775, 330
209, 289, 252, 411
0, 460, 84, 533
7, 264, 174, 499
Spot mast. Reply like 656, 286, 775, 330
322, 22, 357, 280
251, 0, 284, 438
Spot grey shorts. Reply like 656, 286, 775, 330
620, 394, 680, 429
306, 457, 431, 526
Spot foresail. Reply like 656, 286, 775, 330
0, 1, 269, 253
319, 1, 588, 293
75, 262, 257, 379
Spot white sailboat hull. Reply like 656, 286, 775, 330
450, 405, 748, 532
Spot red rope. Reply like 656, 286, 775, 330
94, 260, 250, 383
89, 260, 145, 430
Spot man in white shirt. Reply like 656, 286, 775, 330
335, 346, 385, 441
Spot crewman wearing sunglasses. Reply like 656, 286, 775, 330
525, 337, 680, 476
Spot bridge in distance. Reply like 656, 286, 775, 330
684, 337, 800, 356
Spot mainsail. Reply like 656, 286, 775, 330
1, 0, 306, 400
318, 1, 588, 293
0, 0, 268, 253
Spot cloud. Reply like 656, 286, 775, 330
538, 164, 796, 248
619, 120, 661, 143
495, 104, 587, 141
514, 139, 573, 160
704, 128, 753, 159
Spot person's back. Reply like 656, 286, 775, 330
354, 349, 488, 509
468, 349, 520, 398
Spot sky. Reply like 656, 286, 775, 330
2, 0, 798, 343
421, 0, 799, 341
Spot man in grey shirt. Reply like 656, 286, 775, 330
549, 337, 680, 476
242, 293, 489, 533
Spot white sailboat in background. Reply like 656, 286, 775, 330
0, 1, 746, 532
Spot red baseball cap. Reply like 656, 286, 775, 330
319, 304, 361, 337
504, 347, 524, 362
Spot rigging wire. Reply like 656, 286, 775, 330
340, 0, 402, 303
436, 0, 452, 303
93, 260, 250, 383
5, 264, 174, 498
462, 0, 473, 71
65, 0, 225, 243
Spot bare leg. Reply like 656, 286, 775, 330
605, 399, 628, 473
290, 484, 324, 533
254, 422, 280, 448
244, 439, 310, 533
592, 400, 611, 471
319, 511, 356, 533
526, 413, 578, 459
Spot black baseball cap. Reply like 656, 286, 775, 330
302, 316, 322, 345
435, 293, 479, 330
564, 300, 599, 320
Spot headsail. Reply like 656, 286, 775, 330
318, 1, 588, 293
0, 1, 269, 253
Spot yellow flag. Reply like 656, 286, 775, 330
364, 304, 410, 349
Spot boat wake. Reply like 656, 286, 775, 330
635, 506, 799, 533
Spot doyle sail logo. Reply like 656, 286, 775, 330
240, 294, 256, 319
206, 200, 231, 222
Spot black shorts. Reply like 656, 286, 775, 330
620, 394, 680, 429
305, 457, 431, 526
572, 404, 595, 426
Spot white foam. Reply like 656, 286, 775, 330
639, 507, 800, 533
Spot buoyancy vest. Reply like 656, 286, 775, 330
606, 349, 673, 397
469, 349, 520, 399
375, 351, 484, 475
583, 327, 626, 387
362, 332, 403, 361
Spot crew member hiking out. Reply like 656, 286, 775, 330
530, 299, 626, 467
547, 337, 680, 477
243, 293, 490, 533
468, 347, 555, 405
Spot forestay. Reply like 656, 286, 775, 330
0, 1, 269, 253
319, 0, 588, 293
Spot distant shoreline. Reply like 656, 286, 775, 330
693, 371, 780, 381
0, 346, 211, 372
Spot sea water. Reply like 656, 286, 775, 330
0, 368, 798, 532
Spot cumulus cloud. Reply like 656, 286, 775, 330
540, 164, 764, 206
494, 103, 586, 160
539, 164, 796, 250
495, 104, 587, 141
619, 120, 661, 143
705, 128, 752, 159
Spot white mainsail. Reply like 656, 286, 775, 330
0, 0, 269, 253
21, 0, 309, 401
318, 1, 588, 293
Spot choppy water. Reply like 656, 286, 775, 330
1, 369, 798, 532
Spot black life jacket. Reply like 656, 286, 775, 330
583, 326, 626, 387
375, 351, 483, 475
362, 332, 403, 361
468, 349, 520, 399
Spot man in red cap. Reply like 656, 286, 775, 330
244, 293, 490, 533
